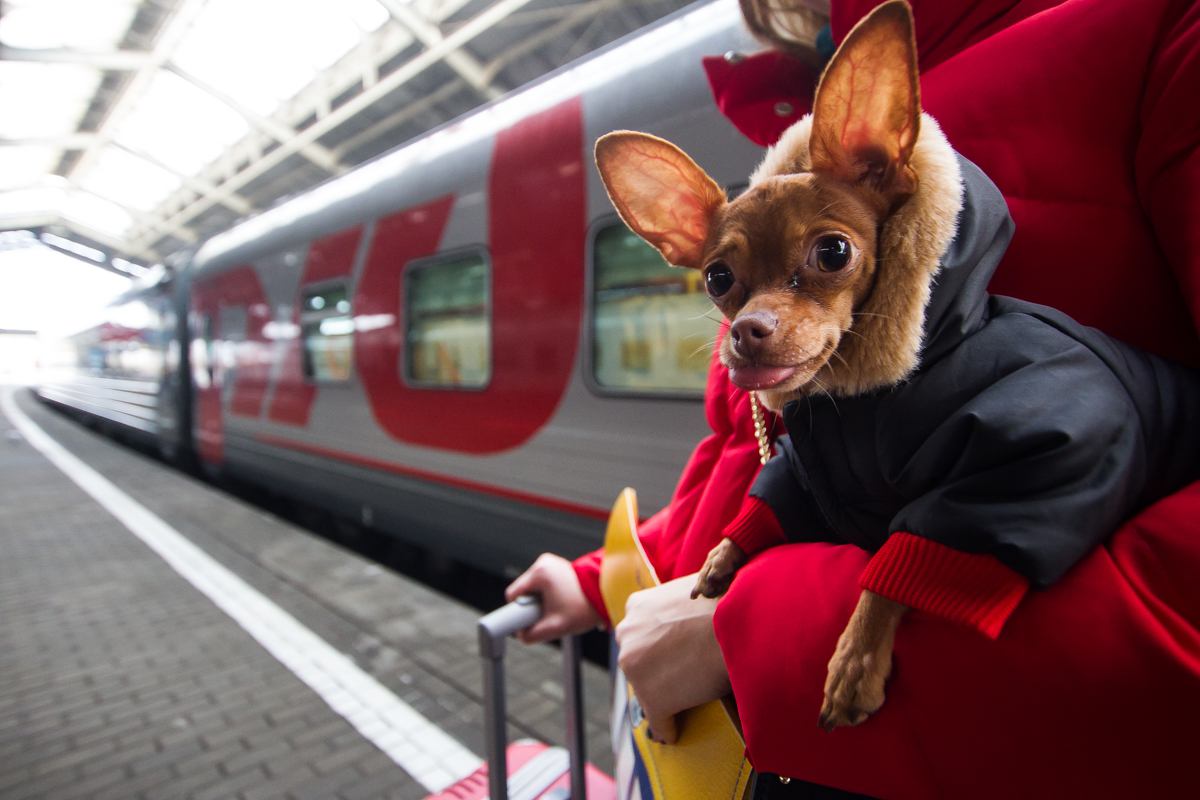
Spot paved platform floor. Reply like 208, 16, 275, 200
0, 386, 611, 800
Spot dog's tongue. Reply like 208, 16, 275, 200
729, 365, 797, 390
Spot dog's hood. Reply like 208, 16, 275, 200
751, 113, 1015, 395
919, 156, 1015, 367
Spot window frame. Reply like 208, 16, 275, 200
402, 245, 493, 392
583, 214, 718, 401
299, 279, 355, 385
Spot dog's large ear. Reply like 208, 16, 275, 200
595, 131, 725, 270
810, 0, 919, 198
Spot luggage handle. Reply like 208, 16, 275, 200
478, 595, 588, 800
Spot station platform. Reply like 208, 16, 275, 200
0, 386, 612, 800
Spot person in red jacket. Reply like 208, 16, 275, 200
508, 1, 1200, 796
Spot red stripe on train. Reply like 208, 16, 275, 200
355, 97, 587, 453
253, 433, 611, 521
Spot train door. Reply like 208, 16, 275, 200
266, 228, 362, 428
188, 265, 272, 466
153, 286, 183, 459
190, 309, 221, 463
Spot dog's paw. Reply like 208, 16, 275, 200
818, 632, 893, 731
691, 560, 733, 599
690, 539, 747, 599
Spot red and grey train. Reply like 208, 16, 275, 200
37, 0, 769, 577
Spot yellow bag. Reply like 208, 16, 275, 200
600, 488, 754, 800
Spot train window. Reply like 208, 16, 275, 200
405, 250, 490, 389
591, 222, 718, 395
301, 282, 354, 382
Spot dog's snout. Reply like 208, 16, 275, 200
731, 311, 777, 358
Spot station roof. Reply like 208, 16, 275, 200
0, 0, 695, 277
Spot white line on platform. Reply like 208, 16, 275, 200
1, 388, 483, 793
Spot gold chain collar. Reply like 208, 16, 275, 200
750, 392, 772, 465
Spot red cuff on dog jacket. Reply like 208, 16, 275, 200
860, 532, 1029, 639
724, 495, 788, 556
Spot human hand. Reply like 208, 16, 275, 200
504, 553, 603, 644
615, 574, 731, 744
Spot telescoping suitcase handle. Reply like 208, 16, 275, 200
478, 595, 588, 800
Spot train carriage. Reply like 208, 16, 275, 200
37, 266, 189, 459
38, 0, 768, 576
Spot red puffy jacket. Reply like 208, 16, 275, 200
575, 0, 1200, 796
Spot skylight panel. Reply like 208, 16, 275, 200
0, 62, 100, 139
0, 0, 139, 50
0, 185, 67, 219
299, 9, 367, 72
61, 190, 136, 239
345, 0, 390, 34
76, 146, 182, 214
112, 71, 250, 176
0, 147, 59, 190
170, 0, 389, 117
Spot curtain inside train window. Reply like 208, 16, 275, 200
405, 250, 490, 389
591, 223, 717, 395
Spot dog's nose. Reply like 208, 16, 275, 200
730, 311, 777, 359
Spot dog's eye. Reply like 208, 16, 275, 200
813, 236, 852, 272
705, 262, 735, 297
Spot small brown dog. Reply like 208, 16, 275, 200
596, 0, 1200, 739
597, 1, 948, 731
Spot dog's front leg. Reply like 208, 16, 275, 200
691, 538, 748, 599
819, 590, 907, 731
